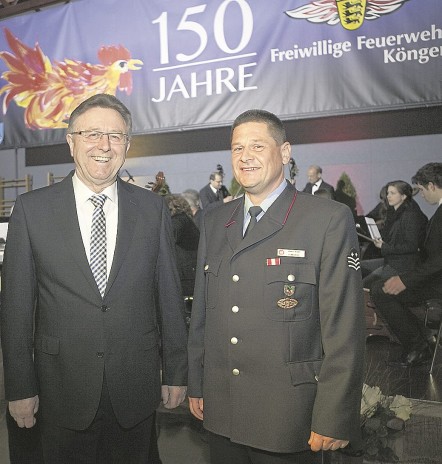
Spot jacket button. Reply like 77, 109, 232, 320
232, 368, 240, 376
232, 275, 239, 282
97, 352, 104, 358
288, 274, 295, 282
230, 337, 238, 345
101, 305, 108, 312
232, 306, 239, 313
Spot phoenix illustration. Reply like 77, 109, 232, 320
0, 28, 143, 129
286, 0, 409, 31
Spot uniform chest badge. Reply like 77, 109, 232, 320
277, 298, 298, 309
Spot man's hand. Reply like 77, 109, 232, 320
223, 196, 233, 203
382, 276, 406, 295
161, 385, 187, 409
308, 431, 349, 452
9, 395, 39, 428
189, 397, 204, 421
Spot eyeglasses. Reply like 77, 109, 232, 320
70, 130, 129, 145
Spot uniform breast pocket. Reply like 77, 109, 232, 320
264, 263, 317, 321
204, 256, 223, 309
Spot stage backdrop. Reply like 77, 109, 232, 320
0, 0, 440, 148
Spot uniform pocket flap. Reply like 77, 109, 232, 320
266, 263, 316, 285
35, 335, 60, 355
288, 360, 322, 386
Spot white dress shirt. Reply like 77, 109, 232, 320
311, 179, 323, 194
72, 173, 118, 279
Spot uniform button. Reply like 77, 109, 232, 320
232, 368, 240, 376
232, 275, 239, 282
288, 274, 295, 282
101, 305, 108, 312
204, 264, 209, 271
230, 337, 238, 345
97, 352, 104, 358
232, 306, 239, 313
315, 375, 319, 381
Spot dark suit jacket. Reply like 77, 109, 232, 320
400, 203, 442, 293
303, 180, 335, 198
188, 183, 365, 453
199, 183, 222, 211
1, 173, 188, 430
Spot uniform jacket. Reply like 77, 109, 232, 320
400, 203, 442, 293
188, 183, 365, 453
380, 201, 427, 273
1, 173, 188, 430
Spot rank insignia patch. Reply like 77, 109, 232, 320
347, 248, 360, 271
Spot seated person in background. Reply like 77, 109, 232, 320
182, 188, 203, 230
303, 165, 335, 199
165, 194, 200, 298
371, 163, 442, 368
165, 194, 200, 327
362, 180, 427, 289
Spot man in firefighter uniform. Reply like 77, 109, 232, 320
188, 109, 365, 463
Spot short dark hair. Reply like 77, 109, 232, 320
231, 109, 287, 145
68, 93, 132, 136
411, 163, 442, 188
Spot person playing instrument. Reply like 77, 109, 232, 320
362, 180, 427, 290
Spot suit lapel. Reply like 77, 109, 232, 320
50, 173, 100, 296
105, 179, 138, 295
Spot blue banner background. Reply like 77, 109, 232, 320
0, 0, 440, 147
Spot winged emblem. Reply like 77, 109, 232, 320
286, 0, 409, 30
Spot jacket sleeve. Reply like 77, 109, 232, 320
155, 199, 188, 386
400, 208, 442, 288
0, 196, 39, 401
311, 204, 365, 445
187, 214, 208, 397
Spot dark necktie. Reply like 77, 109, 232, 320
90, 194, 107, 297
244, 206, 263, 238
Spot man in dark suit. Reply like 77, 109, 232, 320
199, 172, 233, 211
188, 110, 365, 463
0, 94, 188, 463
303, 165, 335, 199
371, 162, 442, 367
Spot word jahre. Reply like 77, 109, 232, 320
152, 63, 257, 102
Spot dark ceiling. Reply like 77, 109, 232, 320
0, 0, 67, 19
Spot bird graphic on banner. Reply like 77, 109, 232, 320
0, 28, 143, 129
286, 0, 408, 31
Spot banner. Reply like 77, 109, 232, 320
0, 0, 440, 148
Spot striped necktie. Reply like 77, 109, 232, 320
90, 194, 107, 297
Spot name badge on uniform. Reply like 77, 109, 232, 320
277, 248, 306, 258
